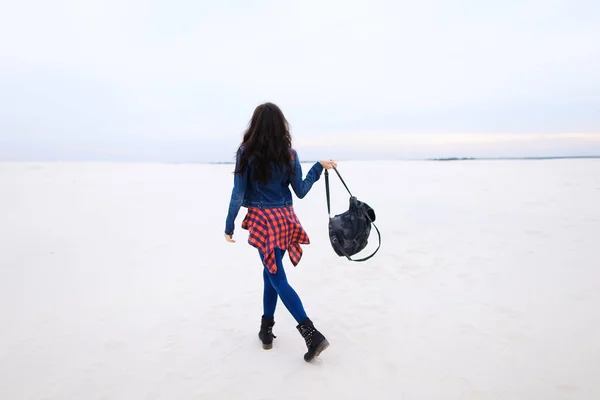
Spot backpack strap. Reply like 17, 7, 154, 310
325, 169, 331, 217
325, 167, 352, 217
332, 167, 353, 196
324, 168, 381, 262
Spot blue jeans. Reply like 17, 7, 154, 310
260, 248, 308, 324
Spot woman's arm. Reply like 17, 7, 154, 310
224, 149, 248, 235
289, 150, 324, 199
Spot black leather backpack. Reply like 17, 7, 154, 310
325, 167, 381, 262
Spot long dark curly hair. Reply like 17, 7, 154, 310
234, 102, 293, 184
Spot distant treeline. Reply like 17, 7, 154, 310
428, 156, 600, 161
429, 157, 476, 161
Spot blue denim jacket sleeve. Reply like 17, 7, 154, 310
290, 153, 324, 199
224, 150, 248, 235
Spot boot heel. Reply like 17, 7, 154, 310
296, 318, 329, 362
258, 316, 276, 349
314, 339, 329, 357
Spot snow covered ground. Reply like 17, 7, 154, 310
1, 159, 599, 400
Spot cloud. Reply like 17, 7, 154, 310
1, 0, 599, 161
60, 146, 130, 155
295, 132, 600, 149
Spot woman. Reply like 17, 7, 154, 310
224, 102, 337, 362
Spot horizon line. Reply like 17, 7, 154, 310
2, 155, 600, 164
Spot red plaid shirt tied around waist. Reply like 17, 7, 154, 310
242, 206, 310, 274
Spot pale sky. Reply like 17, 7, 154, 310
1, 0, 599, 162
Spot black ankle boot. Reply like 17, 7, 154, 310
296, 318, 329, 362
258, 316, 276, 349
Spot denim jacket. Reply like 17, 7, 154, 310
224, 147, 324, 235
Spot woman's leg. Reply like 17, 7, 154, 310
263, 248, 308, 324
259, 248, 328, 361
263, 268, 278, 319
